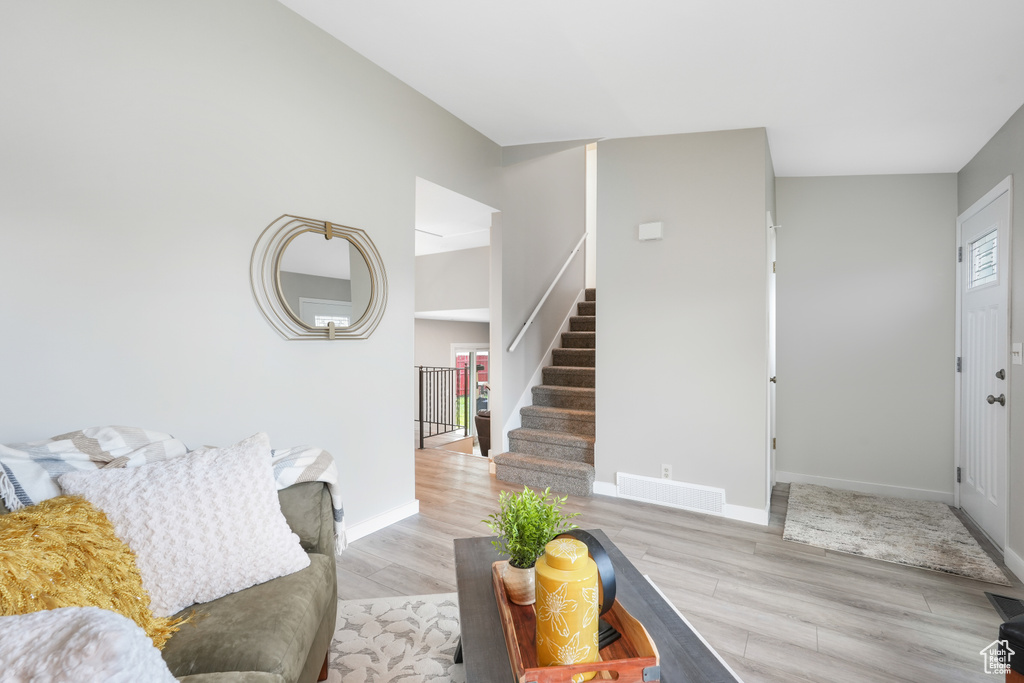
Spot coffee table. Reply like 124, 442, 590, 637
453, 529, 738, 682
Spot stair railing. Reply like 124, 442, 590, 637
417, 365, 470, 450
508, 231, 587, 353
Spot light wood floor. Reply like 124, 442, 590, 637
337, 448, 1024, 682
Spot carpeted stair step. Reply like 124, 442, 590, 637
577, 301, 595, 316
585, 288, 596, 302
532, 385, 595, 410
561, 331, 595, 349
569, 315, 595, 332
493, 452, 594, 497
552, 348, 595, 368
520, 405, 595, 437
542, 366, 595, 388
508, 428, 594, 464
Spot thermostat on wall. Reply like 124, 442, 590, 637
638, 221, 663, 241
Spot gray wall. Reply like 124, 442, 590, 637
280, 271, 352, 316
415, 247, 489, 313
775, 175, 957, 496
596, 129, 771, 512
498, 146, 586, 438
958, 101, 1024, 556
0, 0, 501, 530
414, 318, 489, 421
414, 319, 490, 367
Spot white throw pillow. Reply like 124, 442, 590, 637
59, 433, 310, 617
0, 606, 177, 683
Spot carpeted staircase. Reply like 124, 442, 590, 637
494, 289, 596, 496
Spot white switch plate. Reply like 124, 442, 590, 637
639, 221, 663, 241
661, 464, 672, 479
1014, 342, 1022, 365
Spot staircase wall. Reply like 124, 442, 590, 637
595, 129, 772, 515
495, 145, 587, 452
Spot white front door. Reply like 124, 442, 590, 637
958, 178, 1012, 549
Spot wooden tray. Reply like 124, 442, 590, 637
491, 561, 661, 683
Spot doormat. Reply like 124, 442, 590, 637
987, 592, 1024, 622
326, 593, 464, 683
783, 483, 1009, 585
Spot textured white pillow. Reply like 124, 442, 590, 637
59, 433, 310, 617
0, 606, 177, 683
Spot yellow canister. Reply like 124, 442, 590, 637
534, 537, 600, 681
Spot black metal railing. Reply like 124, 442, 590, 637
417, 365, 469, 450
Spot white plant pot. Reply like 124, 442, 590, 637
503, 561, 536, 605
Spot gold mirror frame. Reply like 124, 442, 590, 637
251, 214, 388, 340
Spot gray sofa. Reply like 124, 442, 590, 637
2, 481, 338, 683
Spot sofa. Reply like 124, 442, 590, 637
0, 481, 337, 683
999, 615, 1024, 681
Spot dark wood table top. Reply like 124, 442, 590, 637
453, 529, 737, 682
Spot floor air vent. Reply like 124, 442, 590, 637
616, 473, 725, 515
986, 592, 1024, 622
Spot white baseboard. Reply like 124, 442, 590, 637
775, 471, 954, 506
592, 479, 769, 526
346, 499, 419, 544
723, 504, 771, 526
1004, 546, 1024, 583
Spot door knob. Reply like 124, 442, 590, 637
997, 369, 1006, 380
987, 394, 1006, 406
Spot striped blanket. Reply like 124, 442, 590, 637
0, 426, 346, 551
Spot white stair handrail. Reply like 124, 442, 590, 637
508, 232, 587, 353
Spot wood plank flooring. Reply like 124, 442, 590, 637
337, 448, 1024, 682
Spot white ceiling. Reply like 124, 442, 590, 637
279, 0, 1024, 176
414, 177, 496, 256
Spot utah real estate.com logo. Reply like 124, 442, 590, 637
980, 640, 1014, 675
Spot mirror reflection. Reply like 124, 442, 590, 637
278, 231, 372, 329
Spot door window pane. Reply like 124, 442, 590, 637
970, 230, 998, 288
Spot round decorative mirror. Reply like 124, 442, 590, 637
251, 215, 387, 340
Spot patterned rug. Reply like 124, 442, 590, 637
325, 593, 465, 683
783, 483, 1009, 585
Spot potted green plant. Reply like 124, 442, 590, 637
482, 486, 579, 605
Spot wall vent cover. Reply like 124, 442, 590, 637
616, 472, 725, 515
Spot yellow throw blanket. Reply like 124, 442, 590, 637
0, 495, 185, 648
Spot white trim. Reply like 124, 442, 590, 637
345, 499, 420, 543
501, 289, 586, 449
954, 175, 1013, 549
593, 478, 769, 525
765, 212, 776, 503
723, 504, 771, 526
954, 203, 962, 510
449, 342, 489, 368
643, 575, 744, 682
776, 470, 954, 505
1004, 546, 1024, 583
489, 212, 504, 456
585, 143, 598, 289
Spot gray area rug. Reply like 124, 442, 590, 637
783, 483, 1009, 585
326, 593, 465, 683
